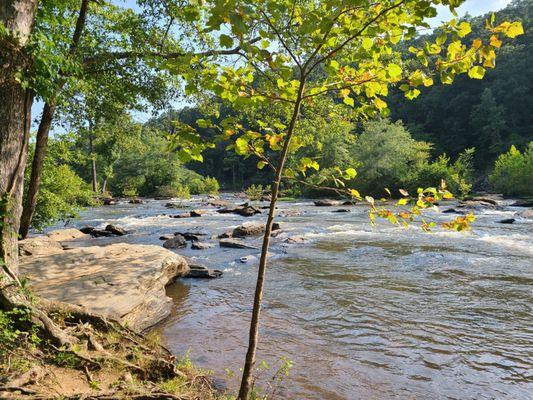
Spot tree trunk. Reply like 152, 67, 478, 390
0, 0, 38, 303
101, 178, 107, 194
91, 158, 98, 192
19, 0, 90, 237
88, 133, 98, 192
237, 79, 305, 400
19, 103, 56, 238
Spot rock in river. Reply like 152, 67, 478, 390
232, 221, 280, 237
105, 224, 126, 236
19, 238, 189, 331
163, 234, 187, 249
191, 242, 215, 250
314, 199, 341, 206
217, 203, 261, 217
498, 218, 516, 224
219, 238, 258, 249
185, 264, 222, 278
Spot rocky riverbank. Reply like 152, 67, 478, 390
19, 229, 190, 331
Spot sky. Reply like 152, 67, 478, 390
33, 0, 514, 131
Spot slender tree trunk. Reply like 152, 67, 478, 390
238, 79, 305, 400
101, 178, 107, 194
91, 158, 98, 192
0, 0, 38, 305
88, 131, 98, 192
19, 103, 55, 238
19, 0, 90, 237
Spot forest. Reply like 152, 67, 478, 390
1, 0, 531, 399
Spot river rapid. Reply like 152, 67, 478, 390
61, 195, 532, 399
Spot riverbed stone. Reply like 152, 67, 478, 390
19, 242, 189, 331
512, 199, 533, 207
163, 234, 187, 249
191, 242, 215, 250
498, 218, 516, 224
314, 199, 341, 206
105, 224, 126, 236
219, 238, 258, 249
47, 228, 87, 242
185, 264, 222, 278
19, 236, 64, 256
217, 203, 261, 217
285, 235, 306, 244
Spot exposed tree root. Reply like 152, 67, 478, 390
1, 296, 216, 399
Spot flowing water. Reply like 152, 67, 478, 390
63, 196, 532, 399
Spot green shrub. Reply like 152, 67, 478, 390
26, 163, 96, 231
202, 176, 220, 195
245, 184, 265, 200
489, 143, 533, 196
414, 148, 475, 199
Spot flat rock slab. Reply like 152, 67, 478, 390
19, 242, 189, 332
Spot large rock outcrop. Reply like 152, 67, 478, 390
19, 237, 189, 332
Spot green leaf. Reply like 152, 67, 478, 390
219, 34, 233, 49
457, 21, 471, 38
343, 96, 354, 107
468, 66, 485, 79
387, 63, 402, 78
506, 21, 524, 38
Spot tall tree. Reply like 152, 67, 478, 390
193, 0, 523, 397
0, 0, 38, 292
19, 0, 90, 238
470, 87, 506, 163
19, 0, 255, 237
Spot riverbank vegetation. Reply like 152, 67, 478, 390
0, 0, 527, 399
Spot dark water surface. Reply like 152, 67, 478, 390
65, 197, 533, 399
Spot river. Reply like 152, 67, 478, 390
62, 196, 533, 399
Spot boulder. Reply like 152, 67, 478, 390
206, 199, 231, 208
458, 200, 501, 210
333, 209, 350, 213
105, 224, 126, 236
498, 218, 516, 224
80, 226, 96, 234
91, 229, 115, 237
285, 235, 306, 244
512, 199, 533, 207
190, 209, 204, 217
47, 228, 87, 242
219, 238, 258, 249
260, 195, 272, 202
163, 234, 187, 249
19, 236, 64, 257
191, 242, 215, 250
342, 200, 356, 205
217, 203, 261, 217
19, 243, 189, 331
218, 230, 233, 239
442, 208, 462, 214
517, 209, 533, 219
232, 221, 280, 237
463, 196, 499, 205
175, 232, 208, 242
314, 199, 341, 206
128, 198, 144, 204
103, 198, 118, 205
159, 234, 174, 241
165, 202, 180, 209
185, 264, 222, 279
